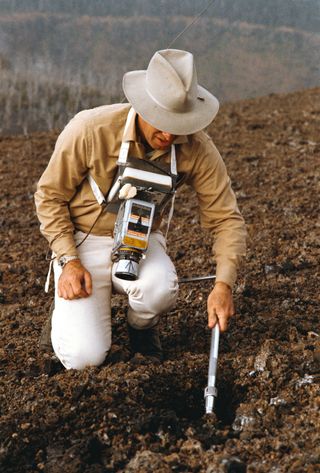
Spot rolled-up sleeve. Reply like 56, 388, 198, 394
34, 117, 91, 259
187, 137, 246, 288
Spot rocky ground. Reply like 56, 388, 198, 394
0, 87, 319, 473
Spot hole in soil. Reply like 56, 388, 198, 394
215, 379, 248, 426
141, 368, 247, 431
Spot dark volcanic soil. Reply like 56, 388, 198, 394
0, 88, 320, 473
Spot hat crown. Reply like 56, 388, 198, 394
146, 49, 198, 113
122, 48, 219, 135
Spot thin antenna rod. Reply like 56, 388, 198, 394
167, 0, 217, 49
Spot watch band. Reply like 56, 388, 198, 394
58, 255, 79, 268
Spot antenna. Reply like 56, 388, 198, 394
167, 0, 217, 49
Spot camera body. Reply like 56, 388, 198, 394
112, 196, 155, 280
110, 158, 175, 280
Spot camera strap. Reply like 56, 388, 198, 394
87, 174, 106, 205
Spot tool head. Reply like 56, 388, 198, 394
205, 395, 215, 414
204, 386, 218, 414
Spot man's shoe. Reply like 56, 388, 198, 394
39, 301, 54, 353
128, 324, 163, 362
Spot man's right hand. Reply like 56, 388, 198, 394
58, 259, 92, 300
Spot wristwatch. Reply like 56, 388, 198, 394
58, 255, 79, 268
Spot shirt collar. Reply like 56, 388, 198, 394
173, 135, 188, 145
150, 135, 189, 160
123, 107, 189, 145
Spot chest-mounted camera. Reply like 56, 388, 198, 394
110, 157, 176, 280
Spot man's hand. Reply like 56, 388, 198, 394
58, 259, 92, 300
207, 281, 235, 332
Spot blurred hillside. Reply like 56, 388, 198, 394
0, 0, 319, 134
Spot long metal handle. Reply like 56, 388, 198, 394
179, 275, 216, 283
204, 324, 220, 414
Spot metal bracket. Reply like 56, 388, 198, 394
204, 386, 218, 398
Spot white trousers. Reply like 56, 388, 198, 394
51, 231, 179, 370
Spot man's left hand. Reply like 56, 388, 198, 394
207, 281, 235, 331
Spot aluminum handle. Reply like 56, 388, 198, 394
179, 275, 216, 283
204, 324, 220, 414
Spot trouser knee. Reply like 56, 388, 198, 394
53, 340, 111, 370
142, 278, 179, 314
127, 281, 179, 329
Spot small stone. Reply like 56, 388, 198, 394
269, 397, 287, 406
164, 453, 180, 466
180, 439, 203, 455
126, 450, 170, 472
308, 331, 319, 339
288, 326, 299, 342
232, 404, 260, 432
20, 423, 31, 430
254, 350, 269, 372
313, 397, 320, 409
185, 426, 196, 438
264, 264, 277, 275
96, 429, 111, 446
254, 339, 276, 372
295, 374, 314, 387
221, 456, 247, 473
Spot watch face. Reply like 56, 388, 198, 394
59, 256, 78, 267
59, 257, 66, 267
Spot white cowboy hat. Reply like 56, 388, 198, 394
122, 49, 219, 135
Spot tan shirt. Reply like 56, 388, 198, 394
35, 103, 246, 288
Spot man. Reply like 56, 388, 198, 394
35, 49, 246, 370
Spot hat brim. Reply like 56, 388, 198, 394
122, 71, 219, 135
